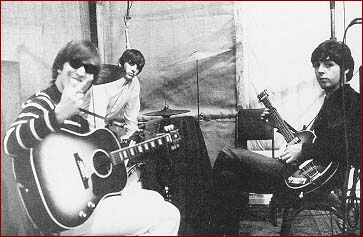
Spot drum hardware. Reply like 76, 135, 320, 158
164, 49, 230, 124
163, 186, 172, 202
143, 104, 190, 118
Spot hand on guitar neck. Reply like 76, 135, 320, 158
260, 107, 306, 166
260, 108, 279, 128
258, 89, 338, 194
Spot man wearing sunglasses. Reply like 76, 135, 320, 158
85, 49, 145, 141
3, 40, 180, 235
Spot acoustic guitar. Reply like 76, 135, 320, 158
12, 125, 181, 233
257, 89, 339, 194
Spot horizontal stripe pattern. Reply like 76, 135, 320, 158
4, 90, 59, 157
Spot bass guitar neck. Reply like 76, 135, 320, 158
257, 89, 338, 194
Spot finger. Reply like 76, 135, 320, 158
285, 158, 294, 165
261, 114, 268, 121
74, 77, 93, 93
75, 92, 84, 100
280, 148, 287, 156
128, 140, 136, 147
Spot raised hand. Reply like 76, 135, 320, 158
55, 78, 93, 123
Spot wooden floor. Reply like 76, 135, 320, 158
239, 205, 281, 236
239, 204, 361, 236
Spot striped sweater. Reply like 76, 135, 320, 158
3, 84, 89, 157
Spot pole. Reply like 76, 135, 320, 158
330, 1, 336, 40
196, 60, 200, 125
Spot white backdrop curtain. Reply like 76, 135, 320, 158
1, 2, 361, 235
96, 1, 362, 165
96, 1, 237, 119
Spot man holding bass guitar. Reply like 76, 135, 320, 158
210, 39, 361, 235
3, 40, 180, 235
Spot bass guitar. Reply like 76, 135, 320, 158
12, 125, 181, 233
257, 89, 339, 194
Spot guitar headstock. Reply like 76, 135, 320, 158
257, 89, 269, 102
163, 124, 181, 150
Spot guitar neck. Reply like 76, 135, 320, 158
110, 133, 173, 165
258, 91, 295, 143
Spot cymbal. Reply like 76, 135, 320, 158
169, 49, 230, 66
143, 106, 190, 118
93, 64, 125, 85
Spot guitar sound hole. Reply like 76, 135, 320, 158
93, 149, 112, 178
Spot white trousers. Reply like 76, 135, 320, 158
60, 188, 180, 236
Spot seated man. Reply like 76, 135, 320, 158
210, 39, 361, 235
3, 40, 180, 235
84, 49, 145, 140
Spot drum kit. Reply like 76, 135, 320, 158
93, 64, 191, 118
89, 50, 227, 193
143, 104, 190, 118
93, 48, 228, 118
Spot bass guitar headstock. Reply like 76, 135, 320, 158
257, 89, 269, 103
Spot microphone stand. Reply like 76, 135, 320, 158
124, 1, 131, 49
196, 59, 200, 125
329, 1, 336, 40
340, 17, 362, 235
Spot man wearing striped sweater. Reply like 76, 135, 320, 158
3, 40, 180, 236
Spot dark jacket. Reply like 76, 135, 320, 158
302, 84, 361, 169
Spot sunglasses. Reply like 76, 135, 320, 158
69, 58, 100, 75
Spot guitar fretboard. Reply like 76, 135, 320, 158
258, 90, 295, 143
109, 132, 178, 165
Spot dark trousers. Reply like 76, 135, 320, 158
210, 147, 346, 235
210, 147, 288, 235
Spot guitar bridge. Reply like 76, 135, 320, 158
74, 153, 89, 189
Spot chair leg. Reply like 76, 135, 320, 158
279, 208, 290, 235
269, 201, 278, 227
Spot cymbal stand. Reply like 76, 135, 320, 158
124, 1, 132, 49
196, 59, 200, 125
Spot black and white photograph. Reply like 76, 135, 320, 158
1, 1, 361, 236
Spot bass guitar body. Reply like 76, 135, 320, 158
257, 89, 339, 194
283, 130, 339, 194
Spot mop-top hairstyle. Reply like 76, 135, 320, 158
51, 40, 101, 83
311, 40, 354, 81
118, 49, 145, 74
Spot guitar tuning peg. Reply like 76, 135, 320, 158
163, 124, 176, 132
163, 124, 173, 132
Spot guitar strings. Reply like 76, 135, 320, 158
92, 133, 171, 169
262, 97, 295, 142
